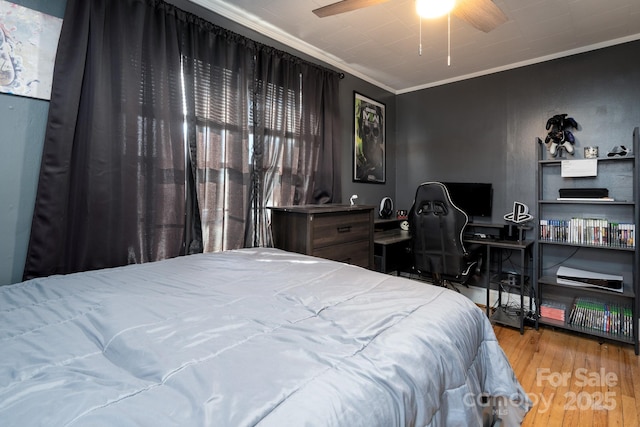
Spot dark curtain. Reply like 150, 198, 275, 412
250, 51, 342, 247
251, 48, 302, 247
301, 63, 342, 205
24, 0, 341, 279
23, 0, 190, 279
179, 15, 254, 253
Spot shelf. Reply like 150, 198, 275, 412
490, 306, 522, 329
494, 276, 531, 295
482, 239, 533, 335
538, 295, 634, 344
538, 155, 635, 165
538, 239, 635, 251
538, 200, 634, 206
537, 317, 635, 345
468, 222, 505, 229
538, 316, 565, 328
534, 127, 639, 354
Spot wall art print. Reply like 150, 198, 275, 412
353, 91, 385, 183
0, 1, 62, 100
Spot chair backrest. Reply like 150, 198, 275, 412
409, 182, 470, 280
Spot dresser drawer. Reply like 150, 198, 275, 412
269, 205, 374, 270
313, 240, 370, 268
312, 212, 370, 248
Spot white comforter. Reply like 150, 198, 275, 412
0, 248, 530, 426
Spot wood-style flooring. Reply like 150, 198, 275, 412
494, 323, 640, 426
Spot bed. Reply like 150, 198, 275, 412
0, 248, 530, 426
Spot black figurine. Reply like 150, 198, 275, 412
543, 114, 578, 157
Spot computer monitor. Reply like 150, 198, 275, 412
442, 182, 493, 219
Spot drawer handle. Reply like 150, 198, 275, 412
337, 226, 352, 233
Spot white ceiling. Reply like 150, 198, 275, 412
189, 0, 640, 94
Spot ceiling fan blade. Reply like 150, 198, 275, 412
452, 0, 508, 33
312, 0, 391, 18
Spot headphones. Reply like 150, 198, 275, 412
379, 197, 393, 219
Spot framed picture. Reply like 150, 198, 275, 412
353, 91, 385, 183
0, 1, 63, 100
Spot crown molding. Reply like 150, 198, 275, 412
188, 0, 396, 93
184, 1, 640, 95
396, 33, 640, 94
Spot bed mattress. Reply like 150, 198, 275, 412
0, 248, 530, 426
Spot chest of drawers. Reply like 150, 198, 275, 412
269, 205, 374, 269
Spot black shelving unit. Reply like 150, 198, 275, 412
534, 127, 639, 354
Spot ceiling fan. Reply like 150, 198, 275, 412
312, 0, 507, 33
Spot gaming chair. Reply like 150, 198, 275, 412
408, 182, 481, 289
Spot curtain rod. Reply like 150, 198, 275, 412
164, 0, 343, 79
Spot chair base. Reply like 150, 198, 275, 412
435, 280, 461, 293
404, 269, 467, 293
432, 273, 464, 293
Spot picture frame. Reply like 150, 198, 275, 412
0, 1, 63, 100
353, 91, 385, 183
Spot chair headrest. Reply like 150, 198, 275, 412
418, 200, 448, 216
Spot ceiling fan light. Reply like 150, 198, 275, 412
415, 0, 456, 19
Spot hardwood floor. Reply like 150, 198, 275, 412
494, 323, 640, 426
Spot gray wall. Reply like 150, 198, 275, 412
396, 40, 640, 222
1, 1, 638, 285
0, 0, 66, 286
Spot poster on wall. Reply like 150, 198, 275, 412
353, 91, 385, 183
0, 0, 62, 100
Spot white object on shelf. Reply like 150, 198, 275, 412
556, 266, 623, 292
561, 158, 597, 177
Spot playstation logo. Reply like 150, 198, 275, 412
504, 201, 533, 224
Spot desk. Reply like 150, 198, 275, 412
374, 222, 533, 333
466, 238, 534, 334
374, 229, 411, 273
